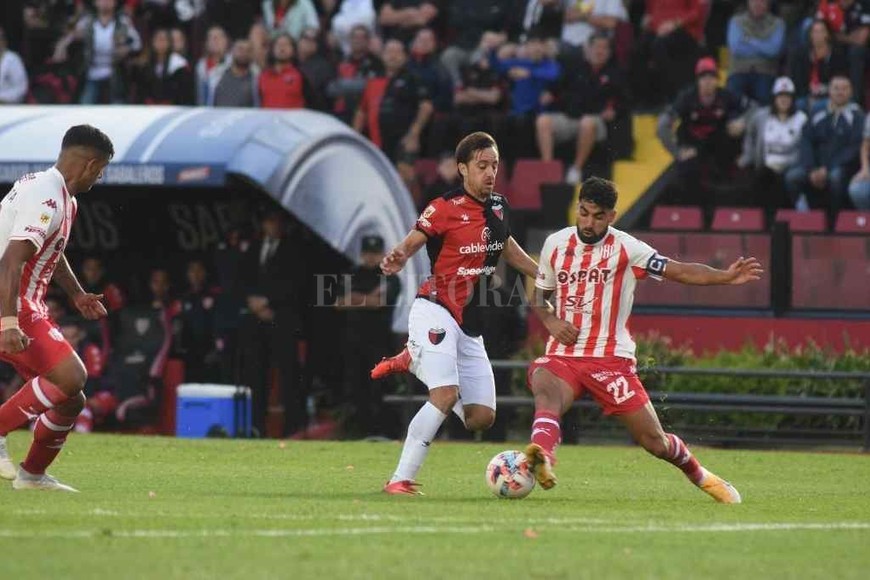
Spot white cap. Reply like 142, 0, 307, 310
773, 77, 795, 95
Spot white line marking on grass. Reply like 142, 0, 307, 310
0, 522, 868, 540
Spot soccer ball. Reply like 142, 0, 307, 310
485, 450, 536, 499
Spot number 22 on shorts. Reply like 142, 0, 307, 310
606, 376, 635, 405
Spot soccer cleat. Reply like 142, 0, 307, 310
0, 435, 16, 480
524, 443, 557, 490
13, 468, 79, 492
383, 479, 423, 495
371, 347, 411, 379
698, 470, 741, 504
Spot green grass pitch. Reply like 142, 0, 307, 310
1, 433, 869, 579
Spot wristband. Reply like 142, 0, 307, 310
0, 316, 19, 332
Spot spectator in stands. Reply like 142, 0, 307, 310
331, 24, 384, 122
296, 26, 335, 111
0, 26, 29, 104
441, 46, 505, 150
408, 27, 453, 113
259, 32, 310, 109
491, 31, 562, 160
238, 211, 307, 437
212, 226, 254, 384
330, 0, 377, 57
207, 0, 260, 40
657, 57, 753, 215
21, 1, 73, 71
420, 150, 461, 210
560, 0, 628, 57
353, 38, 433, 166
140, 0, 178, 29
535, 33, 625, 184
335, 234, 400, 438
440, 0, 512, 86
178, 258, 220, 383
833, 0, 870, 105
785, 75, 865, 214
726, 0, 786, 105
377, 0, 439, 45
131, 27, 194, 104
739, 76, 808, 217
261, 0, 320, 41
788, 19, 848, 111
170, 26, 188, 58
848, 114, 870, 208
521, 0, 567, 41
195, 24, 229, 105
73, 0, 142, 104
249, 22, 272, 70
79, 255, 125, 356
207, 38, 260, 107
631, 0, 706, 108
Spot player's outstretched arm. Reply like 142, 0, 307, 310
0, 240, 37, 353
380, 230, 427, 276
502, 236, 538, 278
54, 253, 108, 320
663, 256, 764, 286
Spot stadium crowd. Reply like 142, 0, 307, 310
0, 0, 868, 438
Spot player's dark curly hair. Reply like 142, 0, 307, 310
455, 131, 498, 165
579, 177, 618, 210
62, 125, 114, 158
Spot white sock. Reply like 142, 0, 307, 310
391, 402, 447, 482
451, 400, 465, 426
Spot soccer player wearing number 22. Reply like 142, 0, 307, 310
371, 132, 539, 495
0, 125, 114, 492
525, 178, 763, 503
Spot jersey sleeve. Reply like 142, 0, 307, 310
535, 234, 558, 291
624, 234, 668, 281
7, 181, 59, 251
415, 198, 449, 238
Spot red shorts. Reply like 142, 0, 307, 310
0, 310, 75, 380
527, 355, 650, 416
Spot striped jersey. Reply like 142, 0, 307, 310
0, 167, 77, 317
535, 226, 668, 361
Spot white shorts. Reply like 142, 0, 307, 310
407, 298, 496, 410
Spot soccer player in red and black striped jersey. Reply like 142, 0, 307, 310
524, 178, 763, 503
372, 132, 538, 495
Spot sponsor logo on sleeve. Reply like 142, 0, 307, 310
24, 226, 47, 239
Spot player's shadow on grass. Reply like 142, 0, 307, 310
211, 490, 579, 503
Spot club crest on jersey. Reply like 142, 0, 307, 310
492, 203, 504, 221
428, 327, 446, 345
42, 199, 57, 210
600, 244, 615, 259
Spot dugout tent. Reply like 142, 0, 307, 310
0, 106, 423, 332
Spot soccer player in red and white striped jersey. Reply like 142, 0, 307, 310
0, 125, 113, 492
525, 178, 762, 503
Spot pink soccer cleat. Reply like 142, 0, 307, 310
371, 347, 411, 379
383, 479, 423, 496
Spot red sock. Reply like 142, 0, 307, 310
0, 377, 68, 436
21, 410, 76, 475
531, 411, 561, 460
664, 433, 705, 484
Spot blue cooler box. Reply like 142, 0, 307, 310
176, 384, 252, 438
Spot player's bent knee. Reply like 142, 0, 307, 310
464, 408, 495, 431
428, 385, 460, 414
57, 391, 86, 416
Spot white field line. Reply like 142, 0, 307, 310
0, 522, 868, 540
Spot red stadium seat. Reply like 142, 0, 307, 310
508, 159, 563, 210
774, 209, 826, 232
834, 211, 870, 234
711, 207, 765, 232
413, 158, 439, 186
650, 206, 704, 231
792, 234, 870, 309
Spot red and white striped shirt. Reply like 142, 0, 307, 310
535, 226, 667, 361
0, 167, 77, 317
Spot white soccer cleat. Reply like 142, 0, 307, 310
13, 468, 79, 492
0, 435, 17, 480
698, 470, 742, 504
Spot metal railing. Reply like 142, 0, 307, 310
383, 362, 870, 451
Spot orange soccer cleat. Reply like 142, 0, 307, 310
370, 347, 412, 379
383, 479, 423, 496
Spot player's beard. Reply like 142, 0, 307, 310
577, 226, 607, 245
